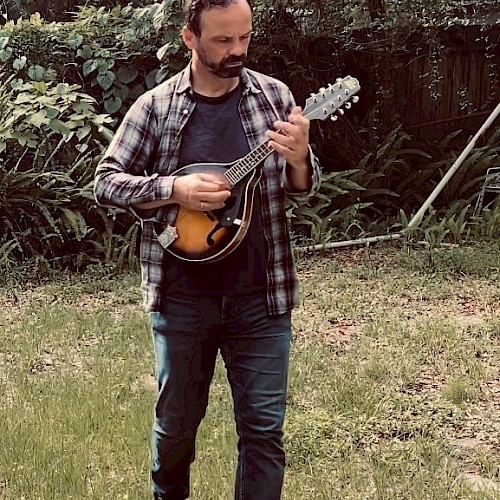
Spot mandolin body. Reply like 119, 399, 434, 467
160, 76, 360, 263
167, 162, 261, 263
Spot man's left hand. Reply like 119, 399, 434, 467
267, 106, 310, 169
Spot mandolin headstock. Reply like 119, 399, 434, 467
304, 76, 361, 122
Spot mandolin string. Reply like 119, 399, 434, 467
223, 81, 358, 186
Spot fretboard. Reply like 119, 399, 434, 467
223, 141, 273, 186
219, 78, 355, 186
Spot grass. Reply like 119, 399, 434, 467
0, 242, 499, 499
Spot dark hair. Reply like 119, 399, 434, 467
183, 0, 252, 37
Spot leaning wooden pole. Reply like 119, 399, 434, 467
407, 102, 500, 228
297, 102, 500, 253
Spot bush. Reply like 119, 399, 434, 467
0, 4, 186, 268
0, 1, 498, 267
0, 76, 117, 267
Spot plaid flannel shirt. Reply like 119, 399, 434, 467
94, 65, 321, 315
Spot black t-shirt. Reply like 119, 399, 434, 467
163, 84, 267, 295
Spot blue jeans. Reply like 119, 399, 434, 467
150, 293, 292, 500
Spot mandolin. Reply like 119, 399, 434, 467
160, 76, 361, 263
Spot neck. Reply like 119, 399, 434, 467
190, 60, 240, 97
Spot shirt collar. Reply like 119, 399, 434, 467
175, 64, 192, 94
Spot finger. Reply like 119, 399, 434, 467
271, 120, 294, 134
288, 113, 309, 127
267, 129, 301, 149
267, 127, 293, 143
194, 180, 228, 193
197, 172, 230, 189
272, 119, 308, 139
288, 117, 310, 137
198, 190, 232, 203
267, 139, 290, 155
267, 135, 291, 153
196, 191, 231, 211
290, 106, 303, 116
276, 107, 303, 127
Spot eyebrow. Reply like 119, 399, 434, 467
215, 30, 254, 38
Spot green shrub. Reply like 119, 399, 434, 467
1, 1, 498, 268
0, 73, 121, 267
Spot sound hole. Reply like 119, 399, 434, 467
206, 223, 223, 246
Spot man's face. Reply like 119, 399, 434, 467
186, 1, 253, 79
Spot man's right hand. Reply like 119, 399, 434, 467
172, 173, 231, 211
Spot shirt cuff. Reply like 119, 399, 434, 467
285, 147, 321, 200
129, 174, 176, 221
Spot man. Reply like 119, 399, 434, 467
94, 0, 321, 498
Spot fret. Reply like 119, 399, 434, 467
221, 76, 361, 186
225, 141, 273, 185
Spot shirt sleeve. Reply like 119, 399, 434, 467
93, 92, 175, 219
284, 148, 322, 204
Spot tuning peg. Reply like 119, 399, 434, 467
338, 109, 345, 115
345, 102, 352, 109
352, 96, 360, 103
335, 77, 343, 82
330, 115, 338, 121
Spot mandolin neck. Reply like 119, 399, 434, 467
221, 76, 361, 186
223, 140, 273, 186
223, 109, 315, 186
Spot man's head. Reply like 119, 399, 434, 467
183, 0, 253, 37
182, 0, 253, 79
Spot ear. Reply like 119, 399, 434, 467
182, 26, 196, 50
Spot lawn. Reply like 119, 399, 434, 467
1, 242, 499, 499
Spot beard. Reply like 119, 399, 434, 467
197, 47, 247, 78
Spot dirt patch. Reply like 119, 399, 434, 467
460, 473, 500, 493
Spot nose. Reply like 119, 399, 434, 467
228, 39, 247, 57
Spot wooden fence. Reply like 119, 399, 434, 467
340, 25, 499, 137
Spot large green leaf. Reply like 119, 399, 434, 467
27, 110, 49, 128
0, 47, 13, 62
49, 119, 71, 135
96, 71, 115, 91
117, 65, 138, 84
27, 65, 45, 81
13, 56, 27, 71
82, 59, 99, 76
67, 32, 84, 49
104, 96, 122, 114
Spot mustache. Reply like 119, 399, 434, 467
222, 55, 247, 65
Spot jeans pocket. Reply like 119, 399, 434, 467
153, 295, 220, 337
